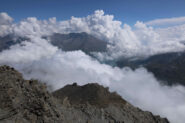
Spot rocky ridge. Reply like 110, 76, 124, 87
0, 65, 169, 123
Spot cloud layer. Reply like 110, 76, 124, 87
145, 16, 185, 27
0, 11, 185, 123
0, 38, 185, 123
1, 10, 185, 59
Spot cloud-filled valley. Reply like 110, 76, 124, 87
0, 10, 185, 123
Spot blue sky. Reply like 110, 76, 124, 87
1, 0, 185, 25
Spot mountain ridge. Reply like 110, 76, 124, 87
49, 32, 108, 53
0, 65, 169, 123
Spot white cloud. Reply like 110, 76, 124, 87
0, 12, 13, 25
156, 24, 185, 42
0, 37, 184, 123
0, 12, 13, 36
0, 11, 185, 123
1, 11, 185, 58
0, 37, 57, 63
145, 16, 185, 27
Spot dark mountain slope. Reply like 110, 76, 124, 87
0, 65, 169, 123
116, 52, 185, 85
49, 32, 108, 53
0, 33, 107, 53
0, 35, 27, 52
142, 52, 185, 85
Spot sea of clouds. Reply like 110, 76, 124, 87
0, 10, 185, 123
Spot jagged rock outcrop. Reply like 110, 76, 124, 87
53, 83, 127, 107
0, 65, 169, 123
0, 65, 62, 123
53, 83, 169, 123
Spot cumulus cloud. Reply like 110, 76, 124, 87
1, 10, 185, 58
0, 12, 13, 25
133, 21, 185, 56
145, 16, 185, 27
0, 37, 185, 123
0, 12, 13, 36
0, 37, 57, 63
0, 11, 185, 123
156, 24, 185, 42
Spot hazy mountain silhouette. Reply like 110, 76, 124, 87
49, 32, 108, 53
0, 34, 28, 52
116, 52, 185, 86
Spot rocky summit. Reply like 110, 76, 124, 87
0, 65, 169, 123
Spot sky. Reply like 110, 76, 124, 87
1, 0, 185, 25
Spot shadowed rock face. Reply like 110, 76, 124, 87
0, 66, 169, 123
49, 32, 108, 53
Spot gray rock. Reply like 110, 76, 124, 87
0, 65, 169, 123
53, 83, 169, 123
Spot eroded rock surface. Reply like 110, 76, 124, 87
0, 65, 169, 123
53, 83, 169, 123
0, 65, 62, 123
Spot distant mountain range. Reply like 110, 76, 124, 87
115, 52, 185, 86
48, 32, 108, 53
0, 34, 27, 52
1, 32, 185, 86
